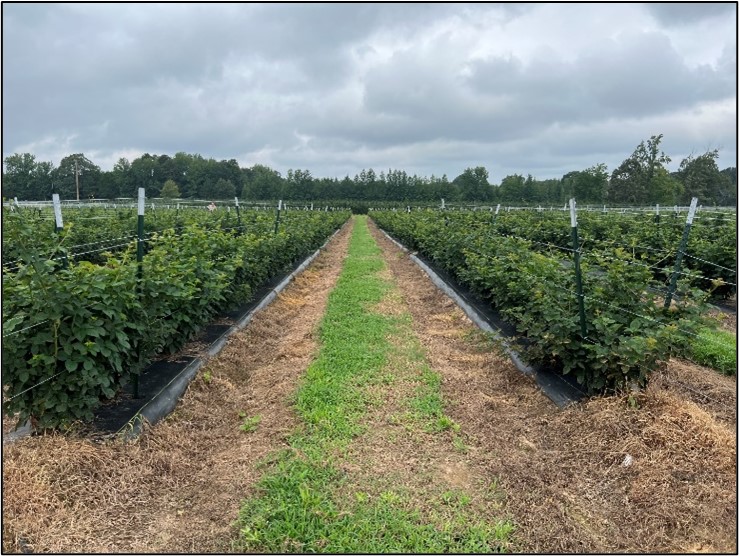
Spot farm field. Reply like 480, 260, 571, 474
372, 207, 736, 392
2, 203, 349, 429
2, 216, 736, 553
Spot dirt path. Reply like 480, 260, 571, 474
1, 219, 354, 553
367, 219, 736, 553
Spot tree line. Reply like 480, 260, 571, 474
2, 134, 736, 205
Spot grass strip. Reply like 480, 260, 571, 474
690, 327, 737, 375
234, 216, 513, 553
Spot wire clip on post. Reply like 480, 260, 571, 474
664, 197, 698, 309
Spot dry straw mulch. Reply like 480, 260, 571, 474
2, 220, 354, 554
368, 219, 736, 554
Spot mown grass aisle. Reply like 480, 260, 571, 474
234, 215, 513, 553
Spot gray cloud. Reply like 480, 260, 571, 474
2, 3, 736, 181
645, 2, 736, 27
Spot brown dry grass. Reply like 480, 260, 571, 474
333, 267, 511, 538
367, 218, 737, 554
2, 219, 354, 554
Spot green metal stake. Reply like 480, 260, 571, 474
52, 194, 69, 269
492, 203, 501, 227
134, 187, 145, 399
664, 197, 698, 309
234, 197, 242, 233
569, 198, 587, 338
274, 199, 282, 234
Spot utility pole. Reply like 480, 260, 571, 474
75, 159, 80, 201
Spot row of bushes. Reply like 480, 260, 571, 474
2, 211, 350, 429
371, 211, 711, 393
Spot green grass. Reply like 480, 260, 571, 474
239, 414, 261, 433
690, 327, 737, 375
234, 216, 514, 553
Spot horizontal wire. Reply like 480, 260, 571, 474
683, 252, 737, 274
467, 247, 733, 350
3, 368, 70, 404
658, 372, 736, 410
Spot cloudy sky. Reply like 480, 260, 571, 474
2, 3, 736, 182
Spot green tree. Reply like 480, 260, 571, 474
677, 150, 730, 205
241, 164, 283, 200
718, 167, 737, 205
128, 154, 159, 197
563, 163, 609, 203
111, 157, 132, 197
453, 166, 491, 201
608, 135, 676, 204
2, 153, 53, 200
285, 169, 313, 200
211, 178, 236, 199
52, 154, 101, 200
498, 174, 525, 202
95, 171, 119, 199
160, 179, 181, 199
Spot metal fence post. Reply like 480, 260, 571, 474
133, 188, 145, 399
570, 198, 587, 338
664, 197, 698, 308
274, 199, 282, 234
234, 197, 242, 232
52, 194, 69, 269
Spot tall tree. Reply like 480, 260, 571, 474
608, 135, 678, 204
52, 153, 101, 200
210, 178, 235, 199
677, 150, 731, 205
718, 167, 737, 206
563, 163, 609, 203
2, 153, 54, 200
285, 169, 313, 200
111, 157, 133, 197
498, 174, 525, 202
453, 166, 491, 201
241, 164, 283, 200
160, 179, 181, 198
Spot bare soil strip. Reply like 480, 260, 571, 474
367, 218, 737, 554
1, 219, 353, 554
